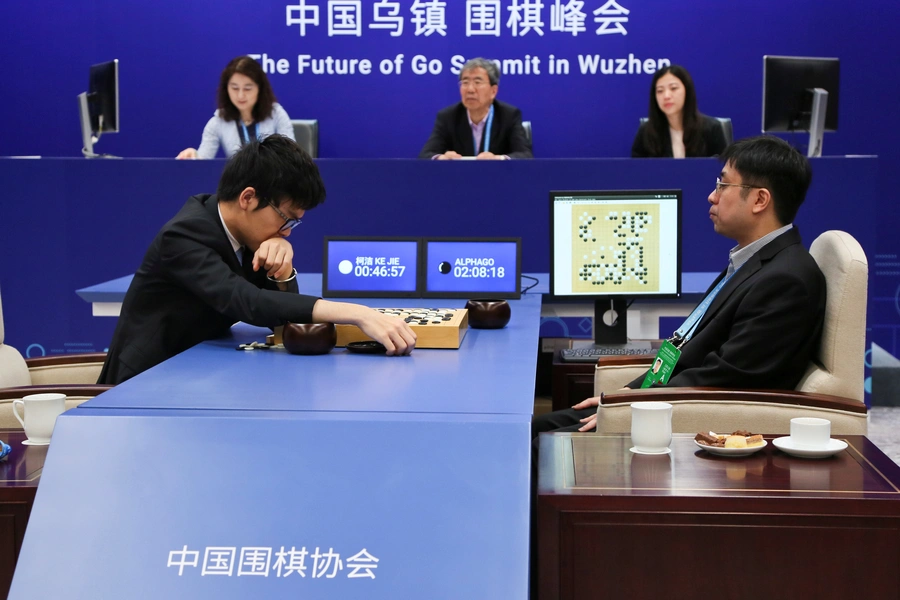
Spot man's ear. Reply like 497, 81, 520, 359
751, 187, 772, 215
237, 187, 257, 210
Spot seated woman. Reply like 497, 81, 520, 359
177, 56, 295, 159
631, 65, 727, 158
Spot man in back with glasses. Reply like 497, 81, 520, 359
98, 135, 415, 384
419, 57, 532, 160
534, 135, 826, 434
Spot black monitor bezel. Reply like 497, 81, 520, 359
421, 237, 522, 300
88, 59, 119, 134
762, 55, 839, 133
549, 189, 683, 301
321, 236, 422, 298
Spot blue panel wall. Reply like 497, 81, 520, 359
1, 1, 896, 162
1, 0, 897, 355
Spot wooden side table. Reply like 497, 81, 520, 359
538, 433, 900, 600
0, 430, 44, 598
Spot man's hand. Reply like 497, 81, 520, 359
572, 396, 601, 432
476, 151, 506, 160
253, 237, 294, 280
176, 148, 198, 160
437, 150, 462, 160
355, 310, 417, 355
312, 300, 417, 355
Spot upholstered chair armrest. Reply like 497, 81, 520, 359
24, 353, 106, 385
594, 354, 653, 395
0, 384, 113, 401
594, 388, 867, 436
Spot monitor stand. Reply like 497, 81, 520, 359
591, 299, 651, 352
77, 93, 120, 159
806, 87, 828, 158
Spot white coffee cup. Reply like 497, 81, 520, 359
12, 393, 66, 445
790, 417, 831, 448
630, 402, 673, 454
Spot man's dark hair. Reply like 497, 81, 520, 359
719, 135, 812, 225
217, 134, 326, 212
217, 56, 277, 123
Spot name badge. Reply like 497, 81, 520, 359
640, 340, 681, 389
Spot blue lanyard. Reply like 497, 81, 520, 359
240, 122, 259, 144
673, 267, 739, 345
475, 105, 494, 154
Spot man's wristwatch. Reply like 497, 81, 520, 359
267, 268, 297, 283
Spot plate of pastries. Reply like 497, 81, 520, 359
694, 430, 767, 457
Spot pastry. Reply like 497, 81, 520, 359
725, 435, 748, 449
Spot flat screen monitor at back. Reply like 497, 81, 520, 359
78, 59, 119, 158
762, 55, 839, 158
550, 189, 681, 346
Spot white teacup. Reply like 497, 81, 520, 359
790, 417, 831, 448
630, 402, 673, 454
13, 393, 66, 445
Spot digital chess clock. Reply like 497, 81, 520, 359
423, 238, 521, 299
322, 237, 420, 297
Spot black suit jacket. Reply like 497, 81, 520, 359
627, 228, 826, 390
418, 100, 533, 159
98, 194, 318, 384
631, 114, 728, 158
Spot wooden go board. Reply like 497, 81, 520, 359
336, 308, 469, 349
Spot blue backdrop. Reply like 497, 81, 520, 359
1, 0, 898, 362
3, 0, 896, 162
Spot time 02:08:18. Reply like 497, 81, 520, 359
455, 266, 506, 278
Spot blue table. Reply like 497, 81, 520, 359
11, 411, 530, 599
11, 291, 542, 598
82, 294, 542, 415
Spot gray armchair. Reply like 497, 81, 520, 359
639, 116, 733, 146
521, 120, 532, 147
291, 119, 319, 158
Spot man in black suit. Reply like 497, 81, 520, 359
419, 57, 532, 160
534, 135, 826, 434
98, 135, 416, 385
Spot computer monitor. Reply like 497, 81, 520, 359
550, 190, 682, 345
762, 55, 839, 158
322, 237, 420, 298
78, 59, 119, 158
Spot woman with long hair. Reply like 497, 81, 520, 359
631, 65, 727, 158
177, 56, 295, 159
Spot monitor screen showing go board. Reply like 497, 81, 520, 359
423, 238, 521, 299
550, 190, 681, 299
322, 237, 420, 298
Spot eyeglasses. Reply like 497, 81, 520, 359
458, 77, 491, 88
715, 177, 761, 196
269, 203, 302, 231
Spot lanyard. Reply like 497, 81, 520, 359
240, 122, 260, 144
672, 267, 739, 346
475, 105, 494, 154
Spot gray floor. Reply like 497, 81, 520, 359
867, 407, 900, 465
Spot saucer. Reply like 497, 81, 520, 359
630, 446, 672, 455
21, 439, 49, 446
694, 439, 767, 457
772, 436, 847, 459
